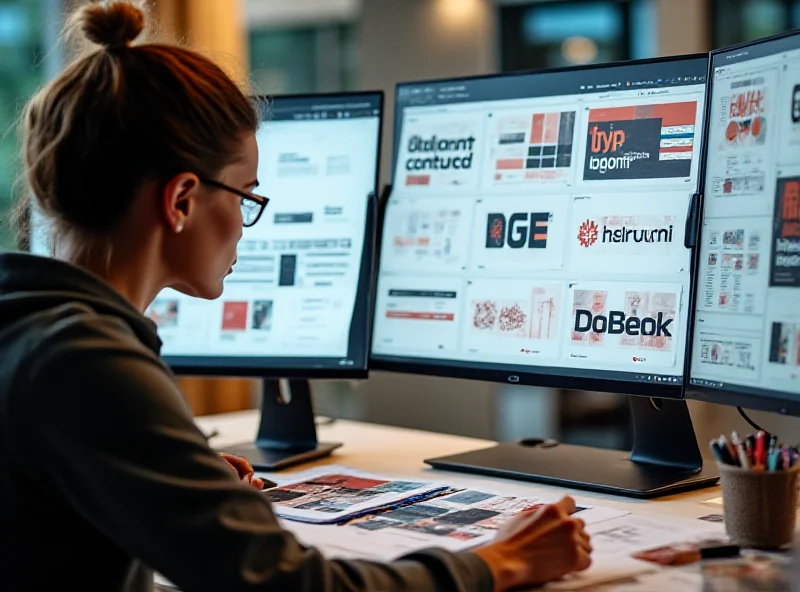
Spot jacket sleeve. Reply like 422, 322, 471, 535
16, 315, 493, 592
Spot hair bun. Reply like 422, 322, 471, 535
80, 1, 145, 49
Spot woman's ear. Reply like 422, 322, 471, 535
161, 173, 200, 233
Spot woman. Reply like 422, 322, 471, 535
0, 2, 592, 591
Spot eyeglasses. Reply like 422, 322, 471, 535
198, 177, 269, 227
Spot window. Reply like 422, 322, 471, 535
0, 0, 59, 250
249, 24, 358, 95
498, 0, 658, 73
712, 0, 800, 48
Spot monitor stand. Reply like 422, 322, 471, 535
425, 396, 719, 499
218, 378, 342, 471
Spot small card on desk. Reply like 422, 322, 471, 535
633, 539, 739, 566
543, 559, 656, 591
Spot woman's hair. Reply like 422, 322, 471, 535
17, 0, 258, 251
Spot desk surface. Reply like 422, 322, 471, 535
193, 411, 800, 591
197, 409, 722, 526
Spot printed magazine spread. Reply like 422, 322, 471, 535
265, 466, 449, 524
270, 466, 630, 561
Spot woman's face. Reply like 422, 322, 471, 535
168, 132, 259, 300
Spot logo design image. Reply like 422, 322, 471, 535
405, 134, 476, 172
469, 284, 561, 342
770, 177, 800, 288
491, 111, 575, 184
583, 102, 697, 181
401, 118, 479, 187
577, 220, 599, 247
585, 119, 660, 178
724, 87, 767, 147
573, 309, 673, 338
570, 290, 678, 352
486, 212, 550, 249
576, 216, 674, 249
769, 322, 800, 366
588, 125, 629, 174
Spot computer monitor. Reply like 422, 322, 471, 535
371, 57, 716, 497
687, 31, 800, 417
31, 91, 384, 470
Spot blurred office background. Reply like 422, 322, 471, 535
2, 0, 799, 453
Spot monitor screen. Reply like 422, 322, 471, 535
31, 92, 383, 378
688, 32, 800, 412
371, 57, 708, 394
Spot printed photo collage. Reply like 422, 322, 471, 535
150, 282, 354, 357
693, 55, 800, 392
373, 90, 706, 373
148, 290, 277, 348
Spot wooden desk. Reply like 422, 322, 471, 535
197, 409, 722, 524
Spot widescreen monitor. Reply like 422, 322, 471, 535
688, 31, 800, 416
371, 57, 709, 400
368, 57, 721, 498
31, 92, 384, 380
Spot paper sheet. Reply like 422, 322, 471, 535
544, 558, 656, 590
588, 514, 725, 556
565, 567, 703, 591
538, 513, 726, 590
162, 465, 728, 590
158, 486, 726, 591
283, 487, 629, 562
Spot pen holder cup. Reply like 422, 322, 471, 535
718, 462, 800, 550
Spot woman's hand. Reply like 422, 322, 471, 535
220, 453, 266, 490
474, 496, 592, 592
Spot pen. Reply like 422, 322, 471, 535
719, 437, 739, 466
755, 431, 767, 468
736, 443, 749, 469
709, 441, 727, 465
720, 435, 737, 463
745, 439, 754, 467
768, 434, 778, 456
768, 450, 780, 472
731, 431, 742, 447
782, 447, 791, 471
700, 542, 741, 559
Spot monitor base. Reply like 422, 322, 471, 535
220, 441, 342, 472
217, 379, 341, 472
425, 397, 719, 499
426, 442, 718, 499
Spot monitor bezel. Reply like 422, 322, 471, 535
370, 54, 709, 399
163, 90, 385, 380
684, 29, 800, 417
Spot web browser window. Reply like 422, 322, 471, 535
690, 35, 800, 402
31, 94, 382, 373
372, 59, 708, 386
